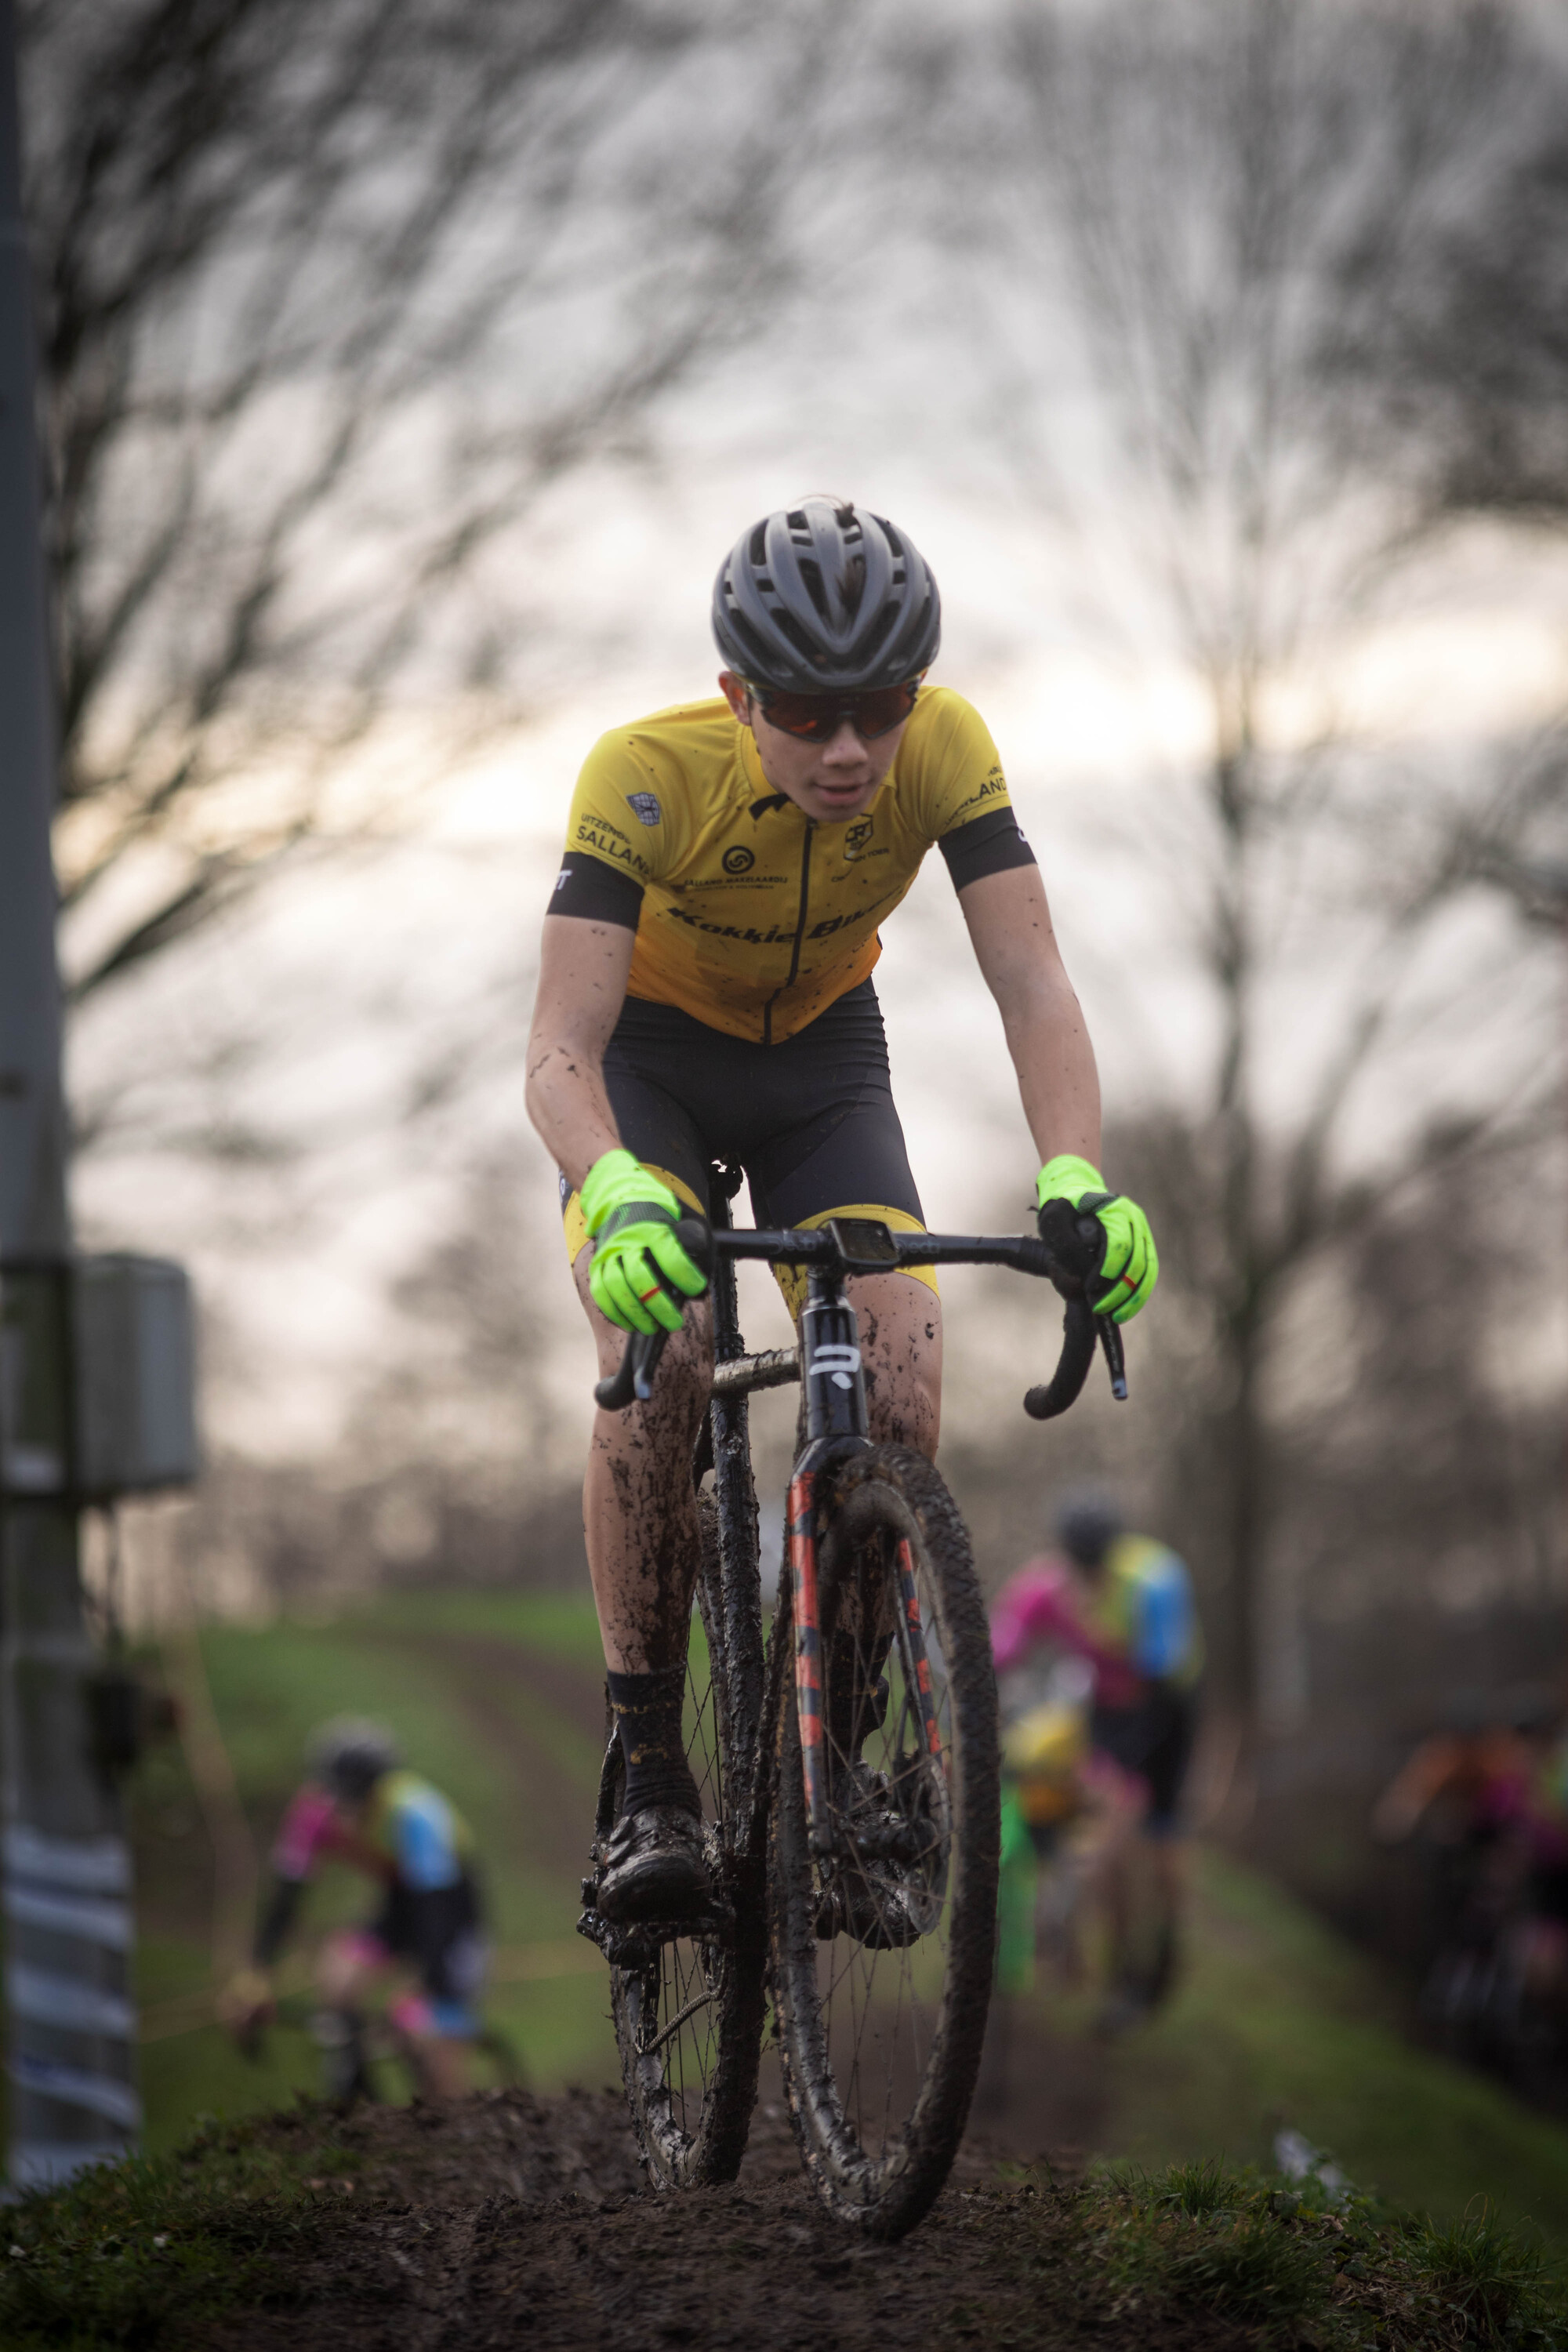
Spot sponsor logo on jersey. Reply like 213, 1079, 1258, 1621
722, 845, 755, 874
662, 880, 904, 946
842, 818, 873, 859
949, 767, 1009, 825
575, 818, 651, 877
627, 791, 662, 826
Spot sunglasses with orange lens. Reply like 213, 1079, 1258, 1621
748, 678, 922, 743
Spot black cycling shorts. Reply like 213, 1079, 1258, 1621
562, 978, 935, 1305
368, 1873, 485, 2005
1091, 1686, 1199, 1839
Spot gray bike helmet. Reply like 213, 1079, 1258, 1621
711, 495, 942, 692
308, 1716, 401, 1803
1054, 1490, 1123, 1569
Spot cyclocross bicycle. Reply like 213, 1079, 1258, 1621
577, 1168, 1125, 2238
245, 1993, 524, 2104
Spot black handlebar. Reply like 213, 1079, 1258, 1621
592, 1208, 1127, 1423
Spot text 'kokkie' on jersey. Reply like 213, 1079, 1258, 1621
549, 687, 1035, 1044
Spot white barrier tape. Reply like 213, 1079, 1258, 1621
8, 1965, 135, 2039
3, 1828, 130, 1893
9, 2055, 140, 2132
8, 2139, 128, 2189
3, 1887, 132, 1949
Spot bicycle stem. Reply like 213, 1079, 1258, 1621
799, 1268, 871, 1447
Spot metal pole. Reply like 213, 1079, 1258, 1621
0, 0, 139, 2187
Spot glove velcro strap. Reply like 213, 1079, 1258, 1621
595, 1200, 679, 1241
1073, 1189, 1120, 1214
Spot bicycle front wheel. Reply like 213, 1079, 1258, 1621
609, 1496, 767, 2187
768, 1443, 1000, 2236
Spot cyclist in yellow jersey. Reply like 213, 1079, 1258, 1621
560, 685, 1016, 1044
526, 496, 1160, 1925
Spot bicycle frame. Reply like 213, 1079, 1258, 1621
586, 1183, 1130, 1915
695, 1192, 1128, 1864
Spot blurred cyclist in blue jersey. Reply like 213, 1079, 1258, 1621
223, 1719, 486, 2100
993, 1491, 1202, 2027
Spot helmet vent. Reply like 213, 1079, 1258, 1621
749, 524, 768, 565
857, 597, 900, 662
773, 604, 833, 668
797, 556, 832, 622
727, 610, 775, 672
883, 521, 906, 557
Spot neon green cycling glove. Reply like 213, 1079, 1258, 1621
1036, 1152, 1159, 1323
580, 1148, 708, 1337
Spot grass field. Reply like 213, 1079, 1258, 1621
134, 1589, 620, 2144
132, 1588, 1568, 2255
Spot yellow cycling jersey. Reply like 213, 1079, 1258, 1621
557, 686, 1022, 1044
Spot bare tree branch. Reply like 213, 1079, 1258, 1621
22, 0, 840, 993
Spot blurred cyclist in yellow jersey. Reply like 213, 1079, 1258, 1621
525, 497, 1160, 1926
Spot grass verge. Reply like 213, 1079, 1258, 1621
1087, 2154, 1568, 2348
0, 2110, 346, 2351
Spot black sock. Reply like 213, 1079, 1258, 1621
607, 1666, 701, 1819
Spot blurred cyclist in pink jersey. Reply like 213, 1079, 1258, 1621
223, 1719, 485, 2100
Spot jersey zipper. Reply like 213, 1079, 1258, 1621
761, 819, 815, 1047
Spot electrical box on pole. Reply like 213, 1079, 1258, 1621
0, 0, 199, 2187
74, 1258, 200, 1497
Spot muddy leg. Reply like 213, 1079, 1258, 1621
575, 1249, 713, 1675
846, 1272, 942, 1458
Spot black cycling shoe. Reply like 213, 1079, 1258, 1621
595, 1806, 712, 1926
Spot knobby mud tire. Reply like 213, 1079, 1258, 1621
768, 1443, 1000, 2238
610, 1495, 768, 2188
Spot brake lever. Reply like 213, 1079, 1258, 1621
1025, 1200, 1130, 1418
1098, 1315, 1128, 1402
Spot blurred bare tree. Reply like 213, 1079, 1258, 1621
21, 0, 829, 999
932, 0, 1567, 1720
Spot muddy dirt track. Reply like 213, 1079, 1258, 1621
196, 2088, 1276, 2352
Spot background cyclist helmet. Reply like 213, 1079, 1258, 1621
308, 1716, 401, 1805
712, 494, 942, 692
1054, 1490, 1123, 1570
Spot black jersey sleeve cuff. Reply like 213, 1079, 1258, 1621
547, 854, 645, 928
938, 805, 1038, 893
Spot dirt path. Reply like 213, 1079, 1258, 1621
197, 2090, 1243, 2352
